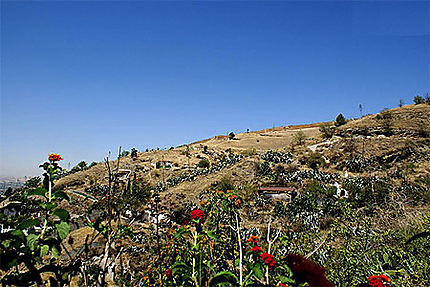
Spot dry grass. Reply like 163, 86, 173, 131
55, 104, 430, 206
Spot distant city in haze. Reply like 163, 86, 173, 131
1, 0, 429, 178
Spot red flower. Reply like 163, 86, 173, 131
260, 252, 276, 269
249, 246, 263, 253
190, 209, 205, 222
279, 284, 289, 287
368, 274, 391, 287
48, 153, 63, 162
165, 269, 172, 278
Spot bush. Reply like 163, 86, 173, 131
307, 152, 326, 170
0, 154, 72, 286
414, 95, 425, 104
131, 148, 138, 159
197, 158, 210, 168
319, 123, 336, 139
255, 161, 272, 177
241, 147, 256, 156
25, 176, 41, 188
377, 109, 393, 136
215, 175, 235, 191
88, 161, 98, 168
228, 132, 235, 140
417, 124, 429, 138
273, 201, 288, 218
335, 113, 346, 127
120, 150, 130, 158
425, 93, 430, 105
293, 130, 306, 146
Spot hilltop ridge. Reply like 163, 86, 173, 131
49, 104, 430, 219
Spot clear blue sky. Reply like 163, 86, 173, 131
1, 1, 429, 177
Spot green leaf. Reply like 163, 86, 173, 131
207, 230, 218, 240
26, 187, 47, 197
53, 191, 71, 202
10, 229, 25, 243
26, 234, 39, 251
235, 258, 240, 266
39, 162, 49, 170
40, 245, 49, 257
209, 271, 239, 287
2, 239, 11, 248
53, 208, 70, 221
278, 276, 295, 284
51, 245, 60, 259
251, 262, 264, 280
55, 222, 70, 241
383, 253, 389, 264
277, 265, 293, 278
6, 258, 18, 269
170, 262, 191, 274
17, 218, 40, 230
40, 201, 57, 211
242, 271, 254, 286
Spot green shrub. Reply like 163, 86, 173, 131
335, 113, 346, 127
293, 130, 306, 145
215, 175, 235, 191
0, 154, 72, 286
414, 95, 425, 104
417, 123, 429, 138
120, 150, 130, 158
377, 109, 394, 136
25, 176, 41, 188
307, 152, 326, 170
319, 123, 336, 139
197, 158, 210, 168
255, 161, 272, 177
131, 147, 138, 159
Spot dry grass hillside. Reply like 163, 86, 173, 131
55, 104, 430, 208
4, 103, 430, 287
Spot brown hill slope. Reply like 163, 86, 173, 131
55, 104, 430, 206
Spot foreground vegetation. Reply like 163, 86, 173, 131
0, 149, 429, 286
2, 97, 430, 287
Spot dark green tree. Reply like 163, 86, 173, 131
335, 113, 347, 127
414, 95, 425, 104
131, 147, 138, 159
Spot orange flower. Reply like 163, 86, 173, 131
48, 153, 63, 162
247, 235, 259, 244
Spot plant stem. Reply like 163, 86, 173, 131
192, 230, 199, 287
235, 213, 243, 285
41, 173, 52, 239
265, 219, 271, 285
48, 176, 52, 202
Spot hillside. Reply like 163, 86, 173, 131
55, 104, 430, 203
2, 104, 430, 286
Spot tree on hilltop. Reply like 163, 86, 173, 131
335, 113, 346, 127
